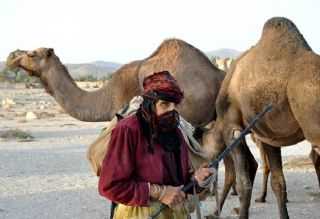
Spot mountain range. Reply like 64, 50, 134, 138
0, 48, 240, 80
65, 61, 121, 79
0, 61, 121, 79
206, 48, 241, 59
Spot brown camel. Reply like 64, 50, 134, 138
194, 122, 276, 217
202, 17, 320, 219
6, 39, 224, 127
198, 126, 276, 216
6, 40, 226, 217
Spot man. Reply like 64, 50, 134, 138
99, 71, 212, 219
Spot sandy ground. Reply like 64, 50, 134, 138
0, 83, 319, 219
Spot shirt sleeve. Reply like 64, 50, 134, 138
98, 123, 149, 206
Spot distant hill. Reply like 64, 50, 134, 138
206, 48, 242, 59
0, 61, 122, 80
65, 61, 122, 79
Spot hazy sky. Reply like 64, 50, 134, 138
1, 0, 319, 63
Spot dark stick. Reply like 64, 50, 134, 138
149, 104, 273, 219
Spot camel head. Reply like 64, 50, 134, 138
6, 48, 55, 77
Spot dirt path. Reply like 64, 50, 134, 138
0, 85, 319, 219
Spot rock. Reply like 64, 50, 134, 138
304, 185, 311, 190
38, 112, 55, 119
56, 106, 66, 114
26, 111, 38, 120
15, 112, 26, 117
1, 98, 16, 109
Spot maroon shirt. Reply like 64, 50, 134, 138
98, 114, 191, 206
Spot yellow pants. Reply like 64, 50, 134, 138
113, 201, 190, 219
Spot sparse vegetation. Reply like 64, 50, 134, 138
77, 75, 98, 82
0, 68, 15, 82
76, 73, 113, 82
0, 67, 40, 84
0, 129, 34, 141
100, 74, 113, 82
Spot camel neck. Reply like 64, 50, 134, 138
43, 58, 114, 121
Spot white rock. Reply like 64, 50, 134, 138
26, 112, 38, 120
1, 98, 16, 109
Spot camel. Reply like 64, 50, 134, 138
202, 17, 320, 219
198, 125, 277, 216
211, 55, 278, 204
6, 39, 225, 127
6, 40, 227, 218
5, 38, 281, 212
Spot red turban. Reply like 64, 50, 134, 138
142, 71, 184, 103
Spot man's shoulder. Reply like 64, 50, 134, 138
115, 114, 140, 131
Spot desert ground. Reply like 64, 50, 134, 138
0, 82, 319, 219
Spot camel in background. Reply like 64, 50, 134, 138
6, 39, 224, 127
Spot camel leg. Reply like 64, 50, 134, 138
255, 141, 270, 203
213, 154, 236, 216
231, 183, 238, 196
309, 146, 320, 188
263, 143, 289, 219
230, 139, 258, 219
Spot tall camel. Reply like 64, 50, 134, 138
6, 38, 281, 213
202, 17, 320, 219
6, 39, 227, 218
6, 39, 225, 127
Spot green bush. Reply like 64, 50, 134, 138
77, 75, 98, 82
0, 129, 34, 141
0, 68, 40, 83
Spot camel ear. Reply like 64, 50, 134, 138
46, 48, 54, 57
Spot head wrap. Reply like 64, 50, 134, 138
137, 71, 183, 183
142, 71, 184, 104
137, 71, 183, 154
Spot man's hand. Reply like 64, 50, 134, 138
158, 185, 186, 208
194, 163, 215, 185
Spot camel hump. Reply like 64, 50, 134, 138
147, 38, 210, 62
260, 17, 312, 51
263, 17, 297, 31
146, 38, 184, 59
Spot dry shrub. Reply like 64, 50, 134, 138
0, 129, 34, 141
